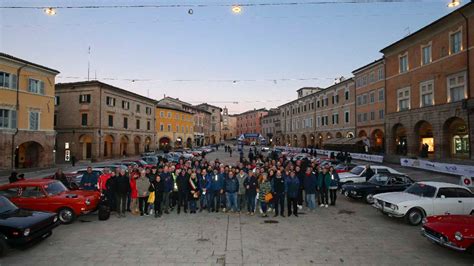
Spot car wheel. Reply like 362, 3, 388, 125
365, 194, 374, 204
0, 234, 8, 257
58, 207, 76, 224
405, 208, 424, 226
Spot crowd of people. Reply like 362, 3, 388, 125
49, 149, 341, 219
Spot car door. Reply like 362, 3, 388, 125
433, 188, 465, 215
389, 176, 410, 192
16, 185, 49, 212
453, 188, 474, 214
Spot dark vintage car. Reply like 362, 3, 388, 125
0, 196, 60, 256
341, 173, 414, 204
421, 215, 474, 254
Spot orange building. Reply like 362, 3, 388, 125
156, 104, 194, 149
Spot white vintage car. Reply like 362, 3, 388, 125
373, 181, 474, 225
338, 165, 403, 185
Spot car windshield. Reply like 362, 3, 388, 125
44, 181, 68, 196
405, 183, 436, 197
350, 166, 365, 175
138, 160, 148, 165
335, 164, 346, 170
368, 175, 389, 185
0, 196, 18, 214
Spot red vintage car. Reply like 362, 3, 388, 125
421, 215, 474, 254
0, 179, 100, 224
121, 159, 153, 169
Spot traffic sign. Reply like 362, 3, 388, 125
65, 149, 71, 162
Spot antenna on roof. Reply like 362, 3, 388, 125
87, 46, 91, 81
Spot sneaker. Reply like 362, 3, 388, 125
325, 204, 328, 208
297, 205, 303, 210
320, 204, 324, 207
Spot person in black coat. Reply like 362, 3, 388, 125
9, 172, 19, 183
114, 169, 131, 217
53, 169, 70, 188
176, 170, 189, 214
151, 175, 164, 218
363, 165, 375, 181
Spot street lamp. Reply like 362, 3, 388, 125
447, 0, 461, 8
44, 7, 57, 16
232, 5, 242, 14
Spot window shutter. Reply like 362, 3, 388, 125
11, 110, 17, 129
11, 74, 17, 89
39, 81, 45, 94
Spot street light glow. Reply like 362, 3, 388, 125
232, 5, 242, 14
447, 0, 461, 8
44, 7, 57, 16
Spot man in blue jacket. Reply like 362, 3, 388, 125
286, 171, 300, 217
272, 170, 287, 217
80, 166, 99, 191
160, 166, 173, 214
209, 168, 224, 212
224, 171, 239, 213
199, 169, 212, 212
303, 167, 317, 211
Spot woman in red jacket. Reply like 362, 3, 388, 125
129, 169, 140, 215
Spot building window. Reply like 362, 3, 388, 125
397, 87, 410, 111
345, 90, 349, 100
370, 111, 375, 121
81, 113, 88, 126
160, 111, 164, 118
344, 111, 349, 123
28, 79, 45, 95
136, 119, 140, 129
29, 111, 39, 130
176, 125, 179, 132
421, 44, 432, 65
79, 94, 91, 103
378, 88, 385, 101
136, 104, 141, 113
377, 67, 384, 80
357, 114, 362, 123
420, 80, 434, 107
399, 53, 408, 73
106, 96, 115, 107
447, 72, 466, 102
167, 112, 171, 118
379, 109, 384, 119
362, 94, 368, 105
369, 91, 375, 103
146, 107, 152, 115
450, 30, 462, 54
54, 114, 57, 127
122, 101, 130, 110
147, 121, 151, 130
0, 72, 17, 89
123, 117, 128, 129
108, 115, 113, 127
167, 124, 171, 132
54, 96, 60, 106
160, 123, 164, 131
369, 72, 375, 83
363, 113, 368, 122
0, 109, 17, 129
332, 113, 339, 124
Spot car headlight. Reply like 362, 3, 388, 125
391, 204, 398, 211
23, 228, 31, 236
85, 199, 91, 205
454, 232, 463, 241
53, 216, 58, 223
350, 190, 357, 195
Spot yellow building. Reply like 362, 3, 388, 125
156, 103, 194, 149
0, 53, 59, 169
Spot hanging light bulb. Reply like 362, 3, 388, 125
188, 9, 193, 15
44, 7, 57, 16
231, 5, 242, 14
447, 0, 461, 8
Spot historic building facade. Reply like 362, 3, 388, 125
353, 58, 386, 153
221, 107, 237, 140
235, 108, 268, 136
381, 3, 474, 161
196, 103, 222, 144
261, 108, 281, 146
55, 81, 156, 163
0, 53, 59, 170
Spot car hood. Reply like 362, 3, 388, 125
339, 172, 358, 179
342, 182, 376, 190
426, 215, 474, 227
373, 192, 422, 204
58, 190, 99, 199
0, 209, 55, 229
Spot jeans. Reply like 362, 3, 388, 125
274, 192, 285, 215
170, 191, 178, 208
305, 193, 316, 210
297, 187, 304, 206
154, 192, 163, 215
189, 199, 197, 212
226, 192, 238, 212
260, 201, 268, 214
320, 188, 329, 205
237, 194, 245, 211
330, 189, 337, 205
246, 193, 256, 213
162, 192, 170, 213
138, 196, 149, 215
200, 192, 208, 210
287, 196, 298, 216
115, 193, 127, 215
177, 192, 188, 213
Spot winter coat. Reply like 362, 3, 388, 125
199, 173, 212, 192
135, 176, 150, 198
272, 176, 287, 194
115, 174, 131, 195
258, 180, 272, 201
224, 177, 239, 193
237, 173, 248, 195
286, 176, 300, 198
329, 171, 340, 188
177, 173, 189, 193
317, 172, 331, 190
160, 172, 173, 193
130, 176, 138, 199
303, 173, 317, 194
189, 177, 200, 199
210, 173, 224, 191
243, 176, 258, 195
80, 172, 99, 191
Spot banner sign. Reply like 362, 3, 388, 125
274, 146, 384, 163
400, 158, 474, 177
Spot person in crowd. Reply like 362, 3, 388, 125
244, 171, 258, 215
328, 166, 340, 206
129, 168, 139, 215
218, 167, 227, 212
229, 146, 233, 157
257, 174, 272, 217
286, 171, 299, 217
176, 169, 189, 214
188, 173, 200, 214
295, 166, 304, 209
161, 166, 173, 214
115, 169, 131, 217
236, 169, 247, 212
54, 168, 71, 188
318, 166, 331, 208
170, 169, 180, 211
199, 169, 211, 212
80, 166, 99, 191
136, 169, 150, 216
272, 170, 287, 217
151, 174, 164, 218
303, 167, 317, 211
105, 171, 117, 211
224, 171, 239, 213
364, 165, 375, 181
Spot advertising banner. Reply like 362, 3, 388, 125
400, 158, 474, 178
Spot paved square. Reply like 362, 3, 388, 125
1, 194, 472, 265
